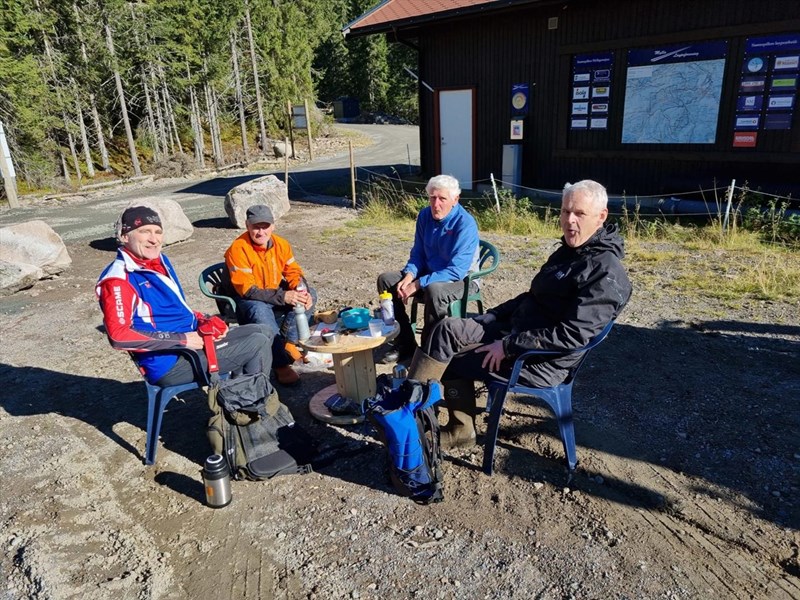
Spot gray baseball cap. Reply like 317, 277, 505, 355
246, 205, 275, 225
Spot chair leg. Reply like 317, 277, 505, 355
551, 394, 578, 472
144, 391, 158, 465
145, 390, 172, 466
482, 386, 509, 475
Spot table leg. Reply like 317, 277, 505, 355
332, 349, 377, 401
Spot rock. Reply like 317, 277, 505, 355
273, 141, 295, 158
117, 198, 193, 246
0, 260, 43, 296
224, 175, 290, 228
0, 221, 71, 296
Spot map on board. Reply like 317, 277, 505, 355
620, 41, 728, 144
622, 59, 725, 143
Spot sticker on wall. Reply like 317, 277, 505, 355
571, 52, 614, 130
511, 83, 530, 116
736, 34, 800, 140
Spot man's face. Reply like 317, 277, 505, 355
121, 224, 163, 260
560, 190, 608, 248
247, 221, 274, 248
428, 187, 459, 221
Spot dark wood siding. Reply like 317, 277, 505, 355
406, 0, 800, 196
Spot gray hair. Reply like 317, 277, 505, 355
563, 179, 608, 210
425, 174, 461, 198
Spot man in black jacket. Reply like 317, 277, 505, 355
407, 179, 632, 448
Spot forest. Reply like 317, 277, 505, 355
0, 0, 417, 192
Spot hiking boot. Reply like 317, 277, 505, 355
440, 379, 477, 449
275, 365, 300, 385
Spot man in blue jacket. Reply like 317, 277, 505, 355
377, 175, 479, 362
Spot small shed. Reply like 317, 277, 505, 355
344, 0, 800, 196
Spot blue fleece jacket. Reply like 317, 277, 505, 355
403, 203, 479, 287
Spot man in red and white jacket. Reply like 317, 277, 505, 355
96, 205, 271, 387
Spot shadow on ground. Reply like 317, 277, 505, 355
2, 317, 796, 528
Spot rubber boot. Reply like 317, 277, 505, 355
440, 378, 477, 449
407, 349, 448, 385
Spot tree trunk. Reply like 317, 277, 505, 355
75, 92, 95, 177
244, 1, 268, 155
150, 67, 168, 156
141, 68, 161, 160
89, 95, 111, 171
158, 63, 183, 155
188, 78, 205, 168
105, 23, 142, 177
230, 32, 249, 162
38, 7, 82, 183
204, 79, 223, 168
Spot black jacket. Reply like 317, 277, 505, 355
489, 223, 632, 370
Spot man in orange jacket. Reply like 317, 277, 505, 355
225, 205, 317, 385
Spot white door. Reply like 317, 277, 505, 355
438, 89, 473, 189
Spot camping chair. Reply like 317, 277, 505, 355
135, 349, 221, 465
199, 262, 237, 323
410, 239, 501, 331
482, 320, 616, 475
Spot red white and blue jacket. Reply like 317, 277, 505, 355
96, 248, 200, 383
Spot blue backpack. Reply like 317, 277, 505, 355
365, 375, 444, 504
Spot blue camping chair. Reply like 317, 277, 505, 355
136, 350, 221, 465
482, 320, 616, 475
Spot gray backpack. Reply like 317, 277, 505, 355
206, 372, 315, 480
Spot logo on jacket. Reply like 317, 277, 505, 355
555, 271, 566, 279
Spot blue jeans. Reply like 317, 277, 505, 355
237, 287, 317, 368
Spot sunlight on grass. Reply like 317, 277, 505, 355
352, 180, 800, 304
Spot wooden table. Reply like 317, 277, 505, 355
300, 322, 399, 424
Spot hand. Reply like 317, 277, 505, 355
397, 277, 420, 304
185, 331, 204, 350
285, 289, 311, 308
475, 339, 505, 372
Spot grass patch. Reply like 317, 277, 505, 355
357, 180, 800, 303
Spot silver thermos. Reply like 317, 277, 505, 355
203, 454, 232, 508
392, 364, 408, 390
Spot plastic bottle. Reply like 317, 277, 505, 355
203, 454, 232, 508
379, 291, 395, 325
294, 282, 311, 341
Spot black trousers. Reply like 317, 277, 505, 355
377, 270, 468, 347
423, 318, 568, 388
155, 324, 272, 387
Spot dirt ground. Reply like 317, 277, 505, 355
0, 173, 799, 599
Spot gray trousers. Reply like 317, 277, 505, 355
155, 324, 272, 387
377, 270, 471, 347
423, 318, 568, 388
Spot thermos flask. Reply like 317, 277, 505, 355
294, 282, 311, 341
203, 454, 232, 508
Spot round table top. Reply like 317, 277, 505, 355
308, 384, 365, 424
300, 321, 399, 354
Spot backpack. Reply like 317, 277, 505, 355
365, 374, 444, 504
206, 374, 315, 480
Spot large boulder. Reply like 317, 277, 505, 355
116, 198, 193, 246
0, 221, 72, 296
225, 175, 290, 228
